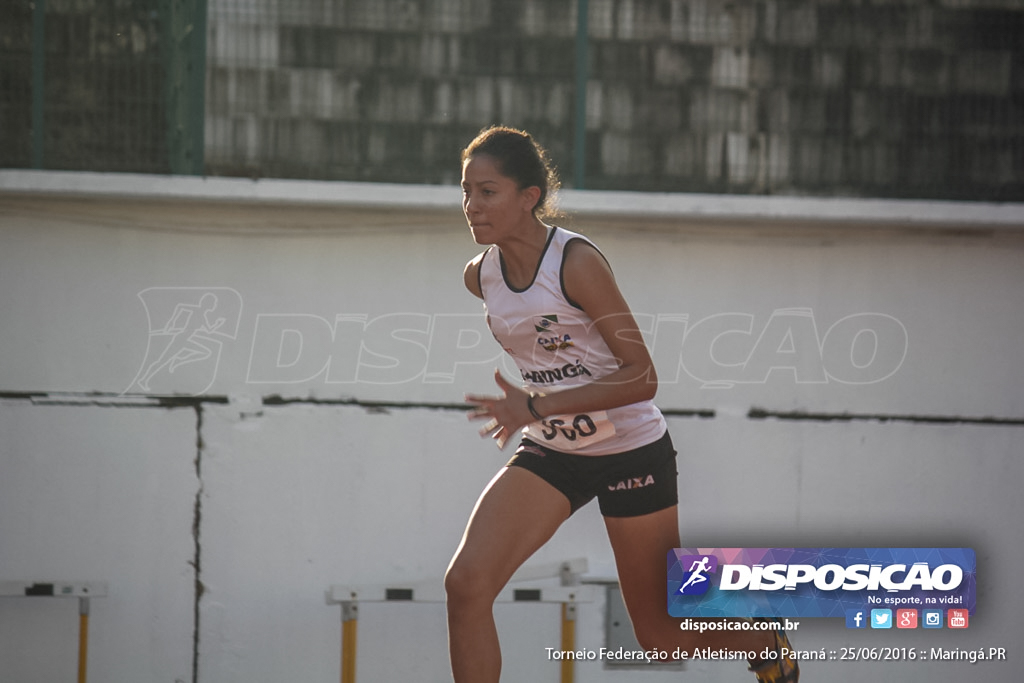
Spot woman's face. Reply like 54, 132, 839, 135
461, 154, 538, 245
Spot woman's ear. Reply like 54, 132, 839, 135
520, 185, 542, 213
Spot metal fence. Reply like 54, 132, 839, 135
1, 0, 204, 175
3, 0, 1023, 201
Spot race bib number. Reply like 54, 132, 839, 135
525, 411, 616, 451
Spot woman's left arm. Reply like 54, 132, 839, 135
531, 240, 658, 417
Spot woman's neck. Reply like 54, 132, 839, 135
497, 219, 550, 289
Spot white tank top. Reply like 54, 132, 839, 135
478, 226, 666, 455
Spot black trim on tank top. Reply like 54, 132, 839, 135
476, 247, 490, 297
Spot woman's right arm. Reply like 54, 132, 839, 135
464, 253, 484, 299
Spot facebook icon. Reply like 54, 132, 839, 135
845, 609, 867, 629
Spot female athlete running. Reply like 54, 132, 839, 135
445, 125, 799, 683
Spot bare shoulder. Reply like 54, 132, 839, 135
464, 251, 486, 299
563, 237, 611, 271
562, 235, 654, 379
562, 237, 616, 307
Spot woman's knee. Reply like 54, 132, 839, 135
632, 623, 673, 654
628, 608, 691, 654
444, 558, 500, 608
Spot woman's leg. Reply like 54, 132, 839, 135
603, 506, 774, 655
445, 466, 572, 683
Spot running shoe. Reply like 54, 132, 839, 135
747, 625, 800, 682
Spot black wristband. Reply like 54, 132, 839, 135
527, 394, 544, 421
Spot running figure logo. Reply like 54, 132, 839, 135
125, 287, 242, 396
677, 554, 718, 595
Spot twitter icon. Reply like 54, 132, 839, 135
870, 609, 893, 629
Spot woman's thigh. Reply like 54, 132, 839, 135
447, 466, 572, 597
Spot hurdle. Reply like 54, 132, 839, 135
327, 558, 592, 683
0, 580, 107, 683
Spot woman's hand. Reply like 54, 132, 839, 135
465, 369, 536, 450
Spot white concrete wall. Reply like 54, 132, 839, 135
1, 172, 1023, 682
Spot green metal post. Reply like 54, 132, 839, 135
31, 0, 46, 169
162, 0, 208, 175
189, 0, 208, 174
574, 0, 589, 189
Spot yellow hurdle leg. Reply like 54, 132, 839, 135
341, 602, 358, 683
560, 602, 577, 683
78, 598, 90, 683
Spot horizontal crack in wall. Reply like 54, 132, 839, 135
747, 407, 1024, 426
0, 391, 227, 408
3, 391, 1022, 427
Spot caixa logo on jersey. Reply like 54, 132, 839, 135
667, 548, 976, 619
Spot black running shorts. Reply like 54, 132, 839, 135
506, 430, 678, 518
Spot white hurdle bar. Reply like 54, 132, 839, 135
0, 581, 108, 683
327, 559, 592, 683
